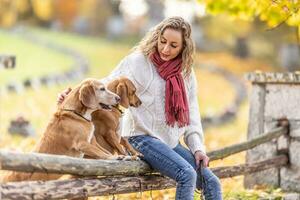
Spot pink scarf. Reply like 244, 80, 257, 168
150, 51, 190, 127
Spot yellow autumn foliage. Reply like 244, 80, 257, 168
15, 0, 30, 14
31, 0, 53, 21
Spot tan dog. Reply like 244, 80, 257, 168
1, 78, 122, 183
90, 77, 142, 160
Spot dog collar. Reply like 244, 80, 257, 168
62, 108, 91, 122
112, 105, 124, 115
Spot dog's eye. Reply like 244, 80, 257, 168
99, 88, 105, 91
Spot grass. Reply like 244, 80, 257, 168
0, 30, 73, 85
0, 27, 282, 199
28, 27, 134, 77
196, 69, 235, 115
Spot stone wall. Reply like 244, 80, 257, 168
244, 72, 300, 192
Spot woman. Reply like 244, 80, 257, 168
59, 16, 222, 200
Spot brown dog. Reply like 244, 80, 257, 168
1, 78, 122, 183
90, 77, 142, 160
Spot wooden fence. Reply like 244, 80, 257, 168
0, 55, 15, 69
0, 120, 289, 200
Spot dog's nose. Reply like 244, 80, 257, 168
115, 96, 120, 102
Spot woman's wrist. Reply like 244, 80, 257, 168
194, 150, 205, 156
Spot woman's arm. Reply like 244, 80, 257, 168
183, 70, 206, 154
183, 70, 210, 168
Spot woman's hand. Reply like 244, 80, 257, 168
194, 150, 210, 169
57, 87, 72, 105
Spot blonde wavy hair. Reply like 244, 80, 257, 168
133, 16, 195, 77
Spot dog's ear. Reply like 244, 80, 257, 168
107, 79, 119, 93
117, 83, 129, 108
79, 84, 97, 109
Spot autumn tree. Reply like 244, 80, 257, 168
197, 0, 300, 34
0, 0, 32, 27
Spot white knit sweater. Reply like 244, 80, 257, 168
102, 51, 206, 154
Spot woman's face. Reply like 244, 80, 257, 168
157, 28, 183, 61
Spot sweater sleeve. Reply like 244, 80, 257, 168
183, 70, 206, 154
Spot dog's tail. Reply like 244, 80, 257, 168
1, 171, 62, 183
0, 171, 33, 183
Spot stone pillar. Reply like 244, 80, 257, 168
245, 72, 300, 192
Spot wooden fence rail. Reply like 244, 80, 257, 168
208, 125, 288, 161
0, 125, 288, 176
0, 55, 15, 69
1, 155, 288, 199
0, 124, 289, 199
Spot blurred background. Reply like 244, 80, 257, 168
0, 0, 299, 199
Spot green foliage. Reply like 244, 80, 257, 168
194, 186, 284, 199
223, 187, 284, 200
197, 0, 300, 28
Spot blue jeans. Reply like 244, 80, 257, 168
128, 135, 222, 200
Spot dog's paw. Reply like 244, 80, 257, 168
114, 155, 125, 160
122, 155, 133, 161
123, 155, 141, 161
137, 153, 143, 157
132, 155, 141, 161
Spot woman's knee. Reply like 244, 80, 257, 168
202, 174, 222, 200
208, 174, 221, 189
176, 166, 197, 186
204, 173, 222, 194
197, 169, 221, 190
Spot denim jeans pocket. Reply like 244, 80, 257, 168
128, 135, 150, 151
128, 136, 142, 149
